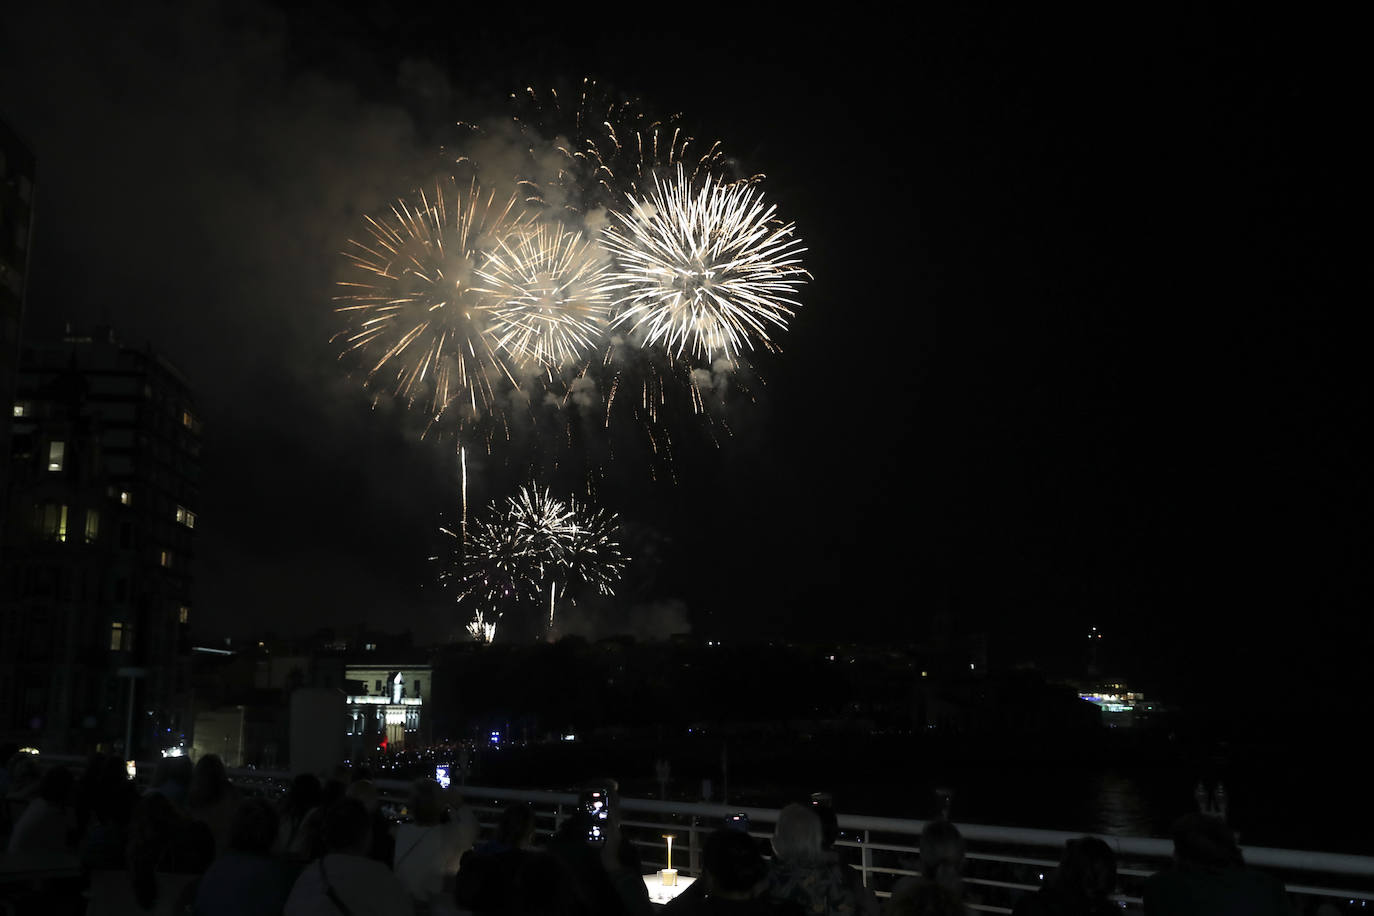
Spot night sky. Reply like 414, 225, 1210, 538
2, 5, 1364, 701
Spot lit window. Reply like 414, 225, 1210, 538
48, 441, 65, 472
178, 606, 189, 624
84, 509, 99, 544
12, 402, 27, 418
119, 490, 132, 506
110, 622, 124, 651
159, 550, 171, 568
181, 410, 194, 429
175, 506, 196, 528
56, 505, 68, 542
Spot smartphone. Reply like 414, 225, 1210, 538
581, 788, 610, 845
725, 812, 750, 833
435, 765, 451, 789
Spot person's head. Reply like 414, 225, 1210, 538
1053, 836, 1117, 900
283, 773, 323, 818
188, 754, 231, 808
497, 801, 538, 848
920, 820, 966, 893
771, 803, 826, 866
37, 764, 75, 806
321, 798, 372, 856
8, 752, 41, 788
704, 828, 767, 899
886, 880, 966, 916
509, 851, 586, 915
408, 777, 446, 826
811, 797, 840, 851
1171, 813, 1243, 869
345, 779, 379, 814
229, 797, 279, 855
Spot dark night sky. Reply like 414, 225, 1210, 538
2, 4, 1365, 696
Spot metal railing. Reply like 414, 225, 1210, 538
369, 782, 1374, 915
30, 758, 1374, 914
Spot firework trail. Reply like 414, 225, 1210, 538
601, 165, 808, 364
332, 175, 535, 440
473, 223, 616, 374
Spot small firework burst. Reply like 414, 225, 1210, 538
332, 176, 534, 436
602, 166, 808, 363
460, 484, 625, 631
466, 610, 498, 644
473, 223, 616, 373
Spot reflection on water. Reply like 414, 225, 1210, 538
1090, 770, 1153, 836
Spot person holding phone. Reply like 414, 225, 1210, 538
393, 777, 478, 916
547, 779, 653, 916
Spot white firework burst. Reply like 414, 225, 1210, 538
473, 223, 615, 372
601, 166, 808, 362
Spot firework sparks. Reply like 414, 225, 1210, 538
466, 610, 498, 644
601, 166, 808, 363
503, 78, 759, 218
473, 223, 616, 373
332, 176, 535, 435
461, 484, 626, 631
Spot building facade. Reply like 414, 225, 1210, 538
0, 328, 199, 757
345, 663, 430, 754
0, 119, 37, 555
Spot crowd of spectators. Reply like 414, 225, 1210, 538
0, 746, 1309, 915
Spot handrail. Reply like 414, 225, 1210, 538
28, 758, 1374, 910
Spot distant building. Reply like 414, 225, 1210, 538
0, 118, 37, 552
0, 327, 200, 757
345, 663, 430, 754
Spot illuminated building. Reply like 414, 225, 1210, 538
345, 663, 430, 753
1077, 682, 1155, 728
0, 327, 199, 757
0, 118, 36, 552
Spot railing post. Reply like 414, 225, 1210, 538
861, 829, 872, 888
689, 815, 701, 877
553, 801, 565, 836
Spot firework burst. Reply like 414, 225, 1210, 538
461, 484, 625, 632
333, 176, 535, 436
466, 610, 498, 644
494, 78, 759, 218
473, 223, 616, 374
601, 166, 808, 363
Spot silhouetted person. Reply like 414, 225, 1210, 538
188, 753, 240, 857
883, 882, 966, 916
195, 796, 299, 916
7, 763, 75, 853
297, 773, 350, 861
546, 780, 652, 916
665, 828, 804, 915
393, 777, 478, 915
148, 754, 193, 808
1012, 837, 1118, 916
1142, 813, 1295, 916
767, 803, 878, 915
121, 791, 215, 913
285, 797, 413, 916
79, 754, 140, 871
507, 850, 594, 915
887, 821, 972, 916
277, 772, 323, 858
455, 801, 539, 914
347, 778, 396, 865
